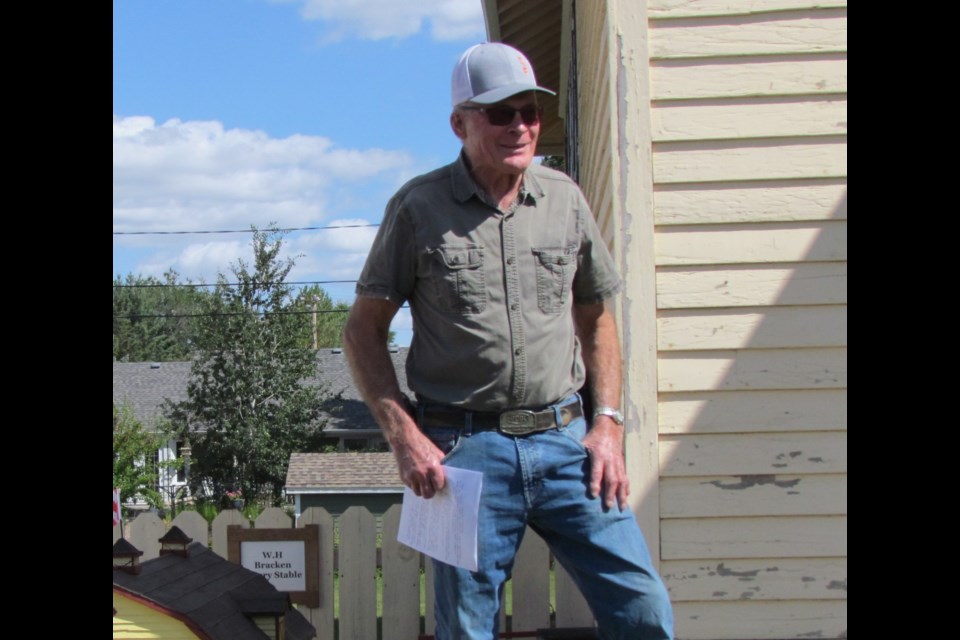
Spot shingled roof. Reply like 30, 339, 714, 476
285, 452, 403, 494
113, 348, 411, 432
113, 541, 316, 640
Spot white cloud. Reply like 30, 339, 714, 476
278, 0, 485, 42
113, 115, 413, 233
113, 114, 414, 289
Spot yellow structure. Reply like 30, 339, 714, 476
113, 589, 203, 639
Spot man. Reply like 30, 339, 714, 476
343, 42, 674, 640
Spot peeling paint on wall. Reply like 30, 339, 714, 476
703, 474, 801, 490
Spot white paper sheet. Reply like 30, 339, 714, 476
397, 465, 483, 571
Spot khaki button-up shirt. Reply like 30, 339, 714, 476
356, 152, 621, 412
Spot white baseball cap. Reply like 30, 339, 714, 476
451, 42, 556, 108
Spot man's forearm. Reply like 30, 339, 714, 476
343, 297, 447, 497
575, 300, 623, 412
342, 299, 417, 446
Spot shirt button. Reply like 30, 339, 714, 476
507, 257, 515, 265
511, 303, 519, 311
514, 348, 522, 356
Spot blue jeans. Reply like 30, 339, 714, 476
421, 395, 674, 640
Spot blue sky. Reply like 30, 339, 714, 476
113, 0, 493, 346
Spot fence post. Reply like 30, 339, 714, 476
127, 512, 166, 561
211, 510, 250, 558
554, 561, 594, 628
170, 511, 209, 548
381, 504, 422, 640
339, 506, 378, 640
512, 527, 552, 632
298, 506, 336, 639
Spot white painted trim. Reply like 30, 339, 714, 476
611, 0, 663, 567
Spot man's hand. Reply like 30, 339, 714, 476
343, 296, 447, 499
582, 416, 630, 511
392, 427, 447, 499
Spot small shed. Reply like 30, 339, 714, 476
284, 451, 404, 522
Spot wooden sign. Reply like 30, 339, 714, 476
227, 524, 320, 608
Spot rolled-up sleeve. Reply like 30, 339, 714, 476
355, 195, 417, 307
572, 192, 622, 305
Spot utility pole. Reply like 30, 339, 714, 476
311, 296, 318, 349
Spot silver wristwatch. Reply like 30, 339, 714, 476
592, 406, 624, 425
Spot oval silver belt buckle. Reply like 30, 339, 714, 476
499, 410, 537, 435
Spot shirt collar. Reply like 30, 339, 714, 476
451, 150, 544, 207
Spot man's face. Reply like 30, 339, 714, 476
452, 92, 541, 179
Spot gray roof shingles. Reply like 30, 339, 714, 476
114, 350, 410, 494
113, 348, 411, 431
284, 452, 402, 493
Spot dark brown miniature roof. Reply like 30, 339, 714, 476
113, 541, 316, 640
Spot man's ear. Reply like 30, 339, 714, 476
450, 111, 467, 141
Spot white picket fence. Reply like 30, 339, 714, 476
113, 505, 595, 639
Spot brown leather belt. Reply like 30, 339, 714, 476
418, 399, 583, 436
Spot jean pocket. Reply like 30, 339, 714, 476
556, 418, 589, 456
423, 427, 462, 459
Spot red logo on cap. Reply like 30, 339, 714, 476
517, 55, 529, 75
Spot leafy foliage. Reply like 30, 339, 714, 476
292, 284, 352, 348
164, 227, 329, 507
113, 270, 212, 362
113, 401, 173, 507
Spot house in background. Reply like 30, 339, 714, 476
112, 348, 409, 506
113, 531, 316, 640
480, 1, 846, 638
113, 360, 193, 508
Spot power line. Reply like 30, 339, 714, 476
113, 223, 379, 236
114, 305, 409, 320
114, 309, 349, 319
114, 280, 358, 289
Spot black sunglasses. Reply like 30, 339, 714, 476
460, 104, 543, 127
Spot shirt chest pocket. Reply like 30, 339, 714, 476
427, 244, 487, 315
532, 247, 575, 314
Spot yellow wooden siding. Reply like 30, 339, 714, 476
502, 0, 850, 636
656, 221, 846, 265
649, 0, 849, 19
656, 262, 847, 308
658, 306, 847, 350
662, 515, 846, 559
660, 473, 847, 518
662, 557, 846, 601
651, 97, 847, 142
113, 591, 200, 639
649, 10, 847, 59
645, 1, 846, 638
658, 347, 846, 391
654, 180, 846, 225
660, 432, 847, 476
659, 389, 847, 434
652, 55, 847, 100
672, 601, 847, 639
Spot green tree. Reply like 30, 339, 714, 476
113, 401, 173, 508
292, 284, 352, 348
164, 227, 329, 507
113, 269, 211, 362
